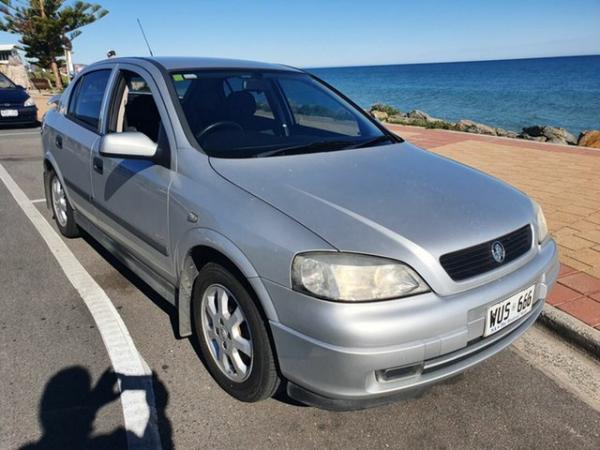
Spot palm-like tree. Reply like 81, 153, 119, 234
0, 1, 108, 89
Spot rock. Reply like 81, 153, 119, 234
495, 127, 518, 138
407, 110, 432, 121
387, 114, 408, 124
406, 109, 445, 123
522, 125, 576, 145
456, 119, 497, 136
520, 134, 547, 142
521, 125, 544, 138
371, 110, 388, 122
577, 130, 600, 148
543, 126, 577, 145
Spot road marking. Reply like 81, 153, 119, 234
0, 130, 40, 137
30, 198, 45, 204
0, 163, 162, 450
512, 324, 600, 412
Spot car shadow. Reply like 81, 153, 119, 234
19, 366, 174, 450
80, 230, 179, 336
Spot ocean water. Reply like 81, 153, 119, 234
309, 55, 600, 136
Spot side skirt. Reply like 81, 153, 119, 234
75, 211, 177, 306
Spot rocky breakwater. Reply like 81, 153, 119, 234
369, 103, 600, 149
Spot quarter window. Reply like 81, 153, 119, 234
68, 69, 112, 131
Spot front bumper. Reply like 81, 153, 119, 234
265, 240, 559, 409
0, 106, 37, 125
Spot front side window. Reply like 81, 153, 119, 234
68, 69, 112, 130
109, 70, 162, 143
172, 70, 392, 158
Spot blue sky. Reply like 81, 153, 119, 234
1, 0, 599, 67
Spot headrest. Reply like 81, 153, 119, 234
225, 91, 257, 120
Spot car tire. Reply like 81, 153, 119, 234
192, 262, 280, 402
49, 171, 79, 238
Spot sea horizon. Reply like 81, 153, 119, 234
308, 55, 600, 136
307, 53, 600, 70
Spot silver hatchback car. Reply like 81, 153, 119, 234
42, 57, 558, 410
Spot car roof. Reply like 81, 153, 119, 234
91, 56, 303, 73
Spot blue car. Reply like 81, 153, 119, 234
0, 72, 38, 126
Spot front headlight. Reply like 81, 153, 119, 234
292, 252, 430, 302
24, 97, 36, 107
533, 201, 548, 243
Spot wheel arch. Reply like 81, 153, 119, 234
176, 229, 279, 338
43, 155, 69, 210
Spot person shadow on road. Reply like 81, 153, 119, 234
20, 366, 173, 450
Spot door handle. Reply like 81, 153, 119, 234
55, 135, 63, 149
93, 156, 103, 174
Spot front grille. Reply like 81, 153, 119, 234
440, 225, 532, 281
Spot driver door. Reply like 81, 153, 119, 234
91, 64, 175, 280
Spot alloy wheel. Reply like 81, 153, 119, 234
200, 284, 254, 382
51, 176, 68, 227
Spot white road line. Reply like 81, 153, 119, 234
0, 130, 41, 137
0, 163, 162, 450
30, 198, 46, 204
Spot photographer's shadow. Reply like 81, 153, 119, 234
20, 366, 173, 450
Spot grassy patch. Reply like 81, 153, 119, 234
370, 103, 400, 116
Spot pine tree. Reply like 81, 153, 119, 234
0, 1, 108, 89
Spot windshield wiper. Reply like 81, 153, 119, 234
255, 139, 354, 158
345, 135, 394, 149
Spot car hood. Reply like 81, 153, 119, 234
0, 87, 28, 104
210, 143, 535, 289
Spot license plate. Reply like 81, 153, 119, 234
1, 109, 18, 118
484, 285, 535, 336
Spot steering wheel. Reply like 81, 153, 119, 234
196, 121, 244, 142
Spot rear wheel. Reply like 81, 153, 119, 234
192, 263, 279, 402
49, 172, 79, 238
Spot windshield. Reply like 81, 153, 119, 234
171, 70, 393, 158
0, 73, 16, 89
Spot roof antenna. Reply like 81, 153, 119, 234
137, 18, 154, 56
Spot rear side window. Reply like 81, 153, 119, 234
68, 70, 112, 131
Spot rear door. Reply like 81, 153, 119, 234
90, 64, 175, 280
51, 69, 113, 212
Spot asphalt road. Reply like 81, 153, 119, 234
1, 126, 599, 450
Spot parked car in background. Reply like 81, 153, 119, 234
0, 72, 37, 126
41, 57, 558, 410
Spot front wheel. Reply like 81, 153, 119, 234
49, 172, 79, 238
192, 263, 280, 402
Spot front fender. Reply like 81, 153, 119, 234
175, 227, 278, 337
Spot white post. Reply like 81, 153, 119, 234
64, 48, 74, 76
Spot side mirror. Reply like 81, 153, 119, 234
100, 132, 157, 158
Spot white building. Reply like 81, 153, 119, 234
0, 44, 30, 88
